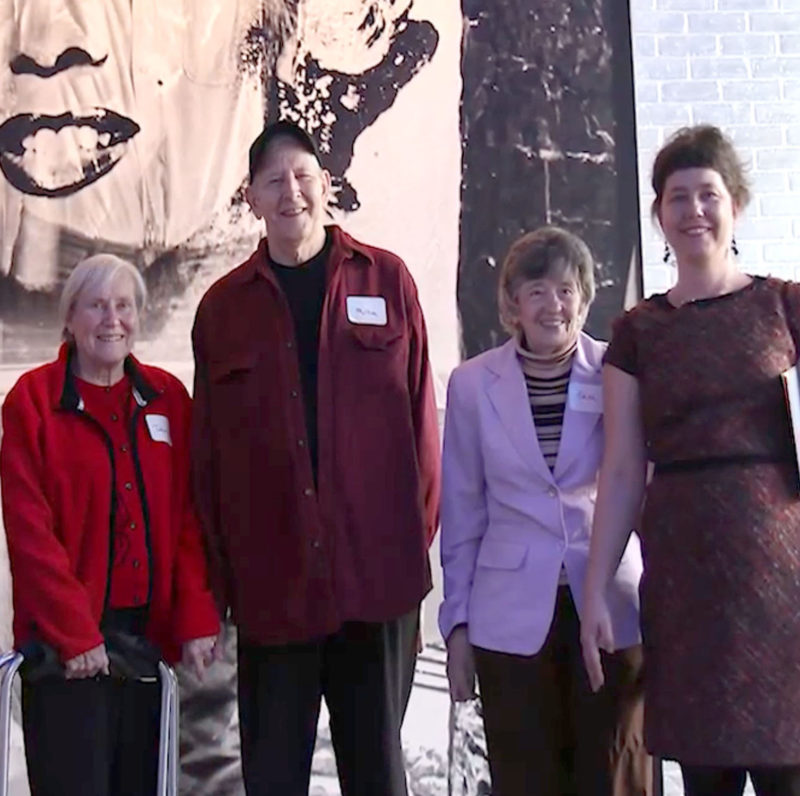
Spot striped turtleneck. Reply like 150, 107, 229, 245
515, 335, 576, 471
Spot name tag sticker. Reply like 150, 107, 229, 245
145, 414, 172, 445
346, 296, 387, 326
568, 382, 603, 414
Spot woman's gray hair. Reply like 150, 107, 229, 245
497, 226, 596, 335
59, 254, 147, 341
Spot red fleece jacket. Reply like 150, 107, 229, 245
0, 346, 219, 663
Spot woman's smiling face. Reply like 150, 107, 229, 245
66, 268, 139, 383
512, 272, 585, 356
658, 167, 738, 267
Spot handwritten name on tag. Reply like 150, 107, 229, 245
145, 414, 172, 445
568, 381, 603, 413
346, 296, 387, 326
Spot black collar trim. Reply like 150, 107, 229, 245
58, 347, 160, 411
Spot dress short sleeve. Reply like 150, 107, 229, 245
603, 309, 639, 376
781, 280, 800, 355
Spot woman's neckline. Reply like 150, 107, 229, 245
661, 275, 758, 309
75, 372, 129, 392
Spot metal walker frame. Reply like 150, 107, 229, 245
0, 650, 179, 796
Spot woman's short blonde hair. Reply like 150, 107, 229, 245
59, 254, 147, 340
497, 226, 596, 335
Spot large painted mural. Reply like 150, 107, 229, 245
0, 0, 461, 399
0, 2, 460, 794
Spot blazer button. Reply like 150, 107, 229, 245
311, 540, 321, 549
548, 487, 558, 497
298, 439, 305, 447
290, 390, 299, 398
304, 487, 314, 497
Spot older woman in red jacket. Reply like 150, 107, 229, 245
0, 253, 220, 796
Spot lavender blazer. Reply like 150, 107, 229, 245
438, 333, 642, 655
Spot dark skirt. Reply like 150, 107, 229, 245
641, 462, 800, 765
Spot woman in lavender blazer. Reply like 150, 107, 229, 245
439, 227, 651, 796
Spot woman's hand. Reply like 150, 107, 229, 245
64, 643, 110, 679
182, 635, 218, 680
446, 625, 476, 702
580, 590, 615, 692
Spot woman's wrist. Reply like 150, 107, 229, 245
446, 624, 468, 644
584, 568, 609, 601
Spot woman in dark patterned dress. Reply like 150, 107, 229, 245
581, 124, 800, 796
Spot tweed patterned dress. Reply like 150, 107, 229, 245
605, 276, 800, 765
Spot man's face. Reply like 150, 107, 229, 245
246, 138, 331, 249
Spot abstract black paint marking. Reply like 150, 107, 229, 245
270, 12, 439, 212
459, 0, 641, 356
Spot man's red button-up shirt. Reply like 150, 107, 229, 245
191, 226, 441, 645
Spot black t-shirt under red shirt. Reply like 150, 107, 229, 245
268, 229, 332, 480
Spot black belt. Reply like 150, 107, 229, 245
654, 453, 794, 474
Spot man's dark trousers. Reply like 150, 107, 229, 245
237, 607, 419, 796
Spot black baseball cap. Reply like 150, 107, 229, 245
248, 120, 322, 182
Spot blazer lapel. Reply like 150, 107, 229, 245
486, 340, 555, 485
553, 334, 603, 480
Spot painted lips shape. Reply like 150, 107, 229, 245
0, 108, 140, 197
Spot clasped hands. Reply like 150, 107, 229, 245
64, 627, 226, 680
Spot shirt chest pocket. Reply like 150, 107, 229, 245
347, 327, 407, 392
208, 351, 258, 384
207, 352, 262, 417
349, 326, 404, 351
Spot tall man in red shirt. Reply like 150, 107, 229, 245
191, 120, 441, 795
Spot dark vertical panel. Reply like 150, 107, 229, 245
458, 0, 641, 356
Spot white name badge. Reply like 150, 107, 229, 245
346, 296, 387, 326
145, 414, 172, 445
568, 381, 603, 414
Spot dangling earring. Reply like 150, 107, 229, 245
663, 241, 671, 263
731, 236, 739, 256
